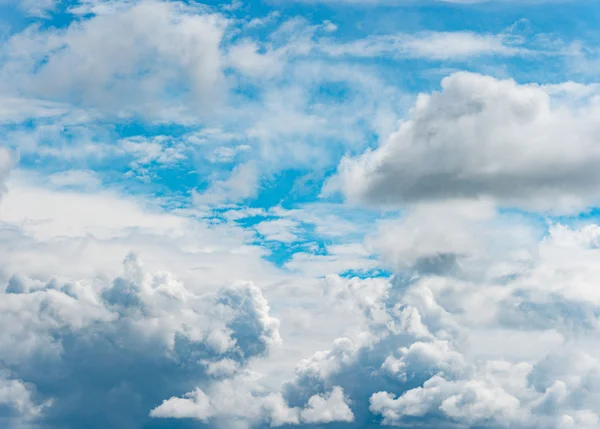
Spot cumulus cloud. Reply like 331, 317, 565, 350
329, 72, 600, 212
279, 220, 600, 429
299, 386, 354, 423
0, 253, 280, 428
151, 378, 353, 428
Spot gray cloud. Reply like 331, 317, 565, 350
329, 72, 600, 213
0, 254, 280, 429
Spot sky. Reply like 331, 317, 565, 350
3, 0, 600, 428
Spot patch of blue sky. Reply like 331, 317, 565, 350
253, 236, 329, 268
339, 267, 392, 280
495, 207, 600, 244
541, 208, 600, 231
242, 202, 395, 268
247, 168, 330, 209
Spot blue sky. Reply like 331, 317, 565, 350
2, 0, 600, 428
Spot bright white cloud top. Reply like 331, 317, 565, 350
1, 0, 600, 429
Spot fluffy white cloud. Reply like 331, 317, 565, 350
330, 72, 600, 212
151, 378, 353, 428
299, 386, 354, 423
0, 0, 226, 120
280, 218, 600, 429
0, 172, 284, 288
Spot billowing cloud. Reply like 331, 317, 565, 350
329, 72, 600, 212
0, 254, 280, 428
151, 378, 353, 428
279, 220, 600, 428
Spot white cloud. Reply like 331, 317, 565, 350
0, 97, 70, 123
365, 199, 539, 277
1, 11, 408, 174
208, 144, 251, 163
299, 386, 354, 423
193, 162, 260, 207
0, 172, 280, 290
1, 174, 187, 241
47, 170, 101, 190
151, 377, 352, 428
150, 388, 215, 422
318, 32, 525, 60
0, 0, 226, 120
227, 40, 284, 78
329, 72, 600, 212
255, 218, 300, 243
67, 0, 140, 15
284, 245, 379, 277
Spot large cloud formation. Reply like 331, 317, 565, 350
279, 220, 600, 429
331, 72, 600, 212
0, 253, 281, 429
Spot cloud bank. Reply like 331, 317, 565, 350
330, 72, 600, 212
